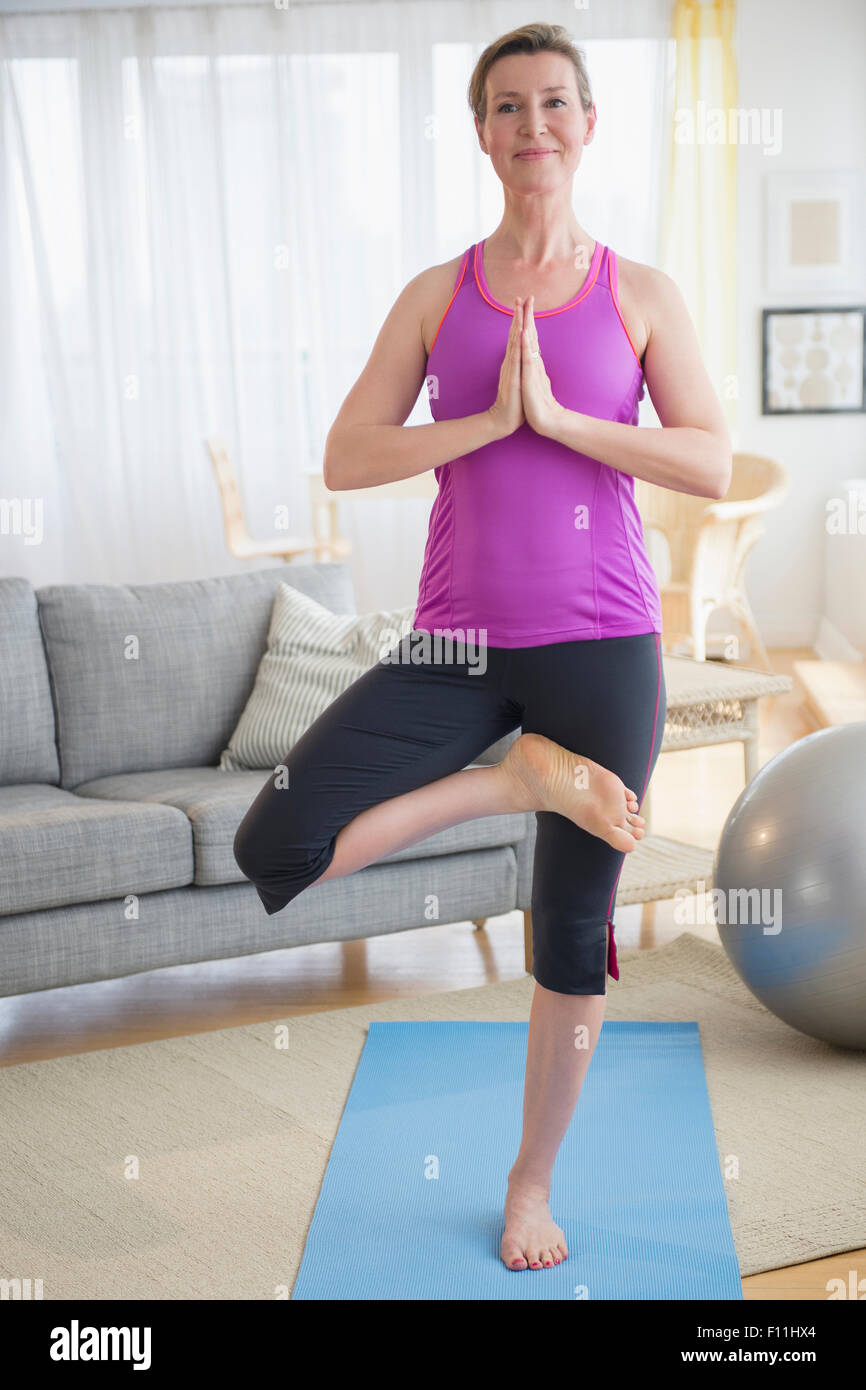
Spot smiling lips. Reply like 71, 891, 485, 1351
516, 148, 557, 160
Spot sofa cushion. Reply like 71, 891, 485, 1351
35, 563, 356, 789
0, 578, 60, 787
0, 783, 192, 918
219, 583, 417, 771
73, 765, 528, 887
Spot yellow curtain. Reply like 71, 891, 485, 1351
662, 0, 739, 443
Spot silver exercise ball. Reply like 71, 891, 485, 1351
712, 721, 866, 1050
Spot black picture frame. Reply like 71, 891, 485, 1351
761, 306, 866, 415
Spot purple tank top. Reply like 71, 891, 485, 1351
412, 239, 663, 647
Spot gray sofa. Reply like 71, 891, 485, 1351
0, 562, 535, 998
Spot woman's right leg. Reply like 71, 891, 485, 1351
313, 760, 523, 884
232, 631, 648, 916
232, 635, 522, 915
299, 729, 649, 887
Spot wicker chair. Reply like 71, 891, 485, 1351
635, 452, 789, 670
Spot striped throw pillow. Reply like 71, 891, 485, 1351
219, 582, 416, 771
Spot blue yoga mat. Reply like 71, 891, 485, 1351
292, 1019, 742, 1300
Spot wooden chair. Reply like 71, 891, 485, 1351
205, 434, 352, 564
635, 452, 789, 670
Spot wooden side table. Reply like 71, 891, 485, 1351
639, 655, 792, 828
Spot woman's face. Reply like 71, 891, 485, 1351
477, 51, 596, 194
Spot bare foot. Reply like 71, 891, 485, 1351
501, 1172, 568, 1271
503, 732, 645, 853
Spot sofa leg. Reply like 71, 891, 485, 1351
471, 918, 487, 930
523, 909, 533, 976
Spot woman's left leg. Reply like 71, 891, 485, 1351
499, 632, 667, 1271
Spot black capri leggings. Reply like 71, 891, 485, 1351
233, 630, 666, 995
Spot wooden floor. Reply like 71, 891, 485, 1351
1, 647, 861, 1300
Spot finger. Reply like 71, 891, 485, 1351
527, 295, 539, 352
512, 298, 522, 346
520, 302, 533, 357
521, 322, 534, 363
512, 299, 523, 370
531, 296, 543, 355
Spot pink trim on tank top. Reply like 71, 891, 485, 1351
608, 248, 642, 366
428, 247, 471, 358
474, 237, 603, 317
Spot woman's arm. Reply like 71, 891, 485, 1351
540, 268, 732, 500
324, 271, 504, 490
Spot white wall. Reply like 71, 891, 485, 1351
731, 0, 866, 654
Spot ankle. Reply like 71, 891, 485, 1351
507, 1163, 553, 1199
500, 736, 545, 813
495, 757, 534, 814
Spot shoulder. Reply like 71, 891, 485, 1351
608, 253, 682, 364
369, 250, 468, 363
417, 250, 471, 357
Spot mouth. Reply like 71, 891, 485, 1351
515, 149, 557, 160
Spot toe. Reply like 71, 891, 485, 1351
502, 1239, 528, 1270
609, 824, 638, 853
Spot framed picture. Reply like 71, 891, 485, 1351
765, 170, 866, 297
761, 307, 866, 415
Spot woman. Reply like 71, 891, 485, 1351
234, 22, 731, 1274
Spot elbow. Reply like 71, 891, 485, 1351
322, 435, 344, 491
708, 440, 733, 500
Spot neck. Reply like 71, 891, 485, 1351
485, 217, 591, 270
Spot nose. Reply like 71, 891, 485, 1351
521, 111, 549, 137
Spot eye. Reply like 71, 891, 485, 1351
496, 98, 567, 113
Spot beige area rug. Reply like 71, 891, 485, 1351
0, 932, 863, 1300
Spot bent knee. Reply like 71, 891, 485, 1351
233, 817, 273, 881
233, 816, 334, 894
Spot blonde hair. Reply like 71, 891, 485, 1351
468, 22, 593, 125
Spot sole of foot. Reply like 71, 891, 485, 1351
504, 732, 645, 854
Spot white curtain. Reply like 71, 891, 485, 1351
0, 0, 673, 610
